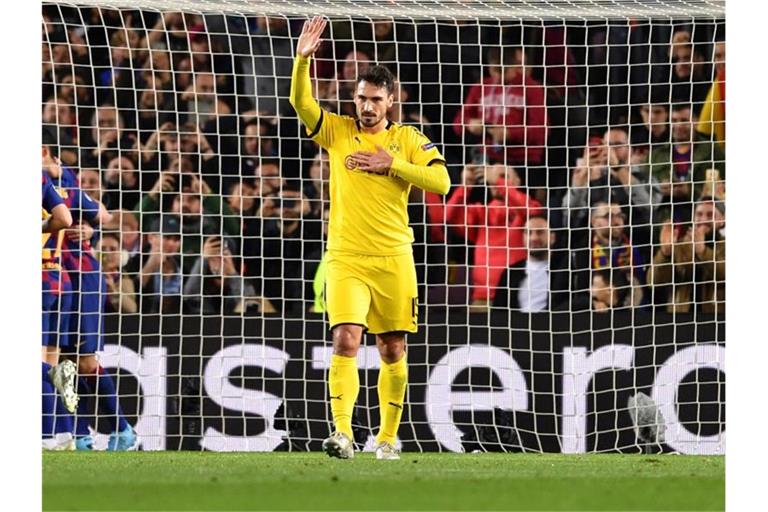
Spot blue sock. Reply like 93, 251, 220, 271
42, 362, 55, 438
75, 377, 93, 437
89, 367, 129, 432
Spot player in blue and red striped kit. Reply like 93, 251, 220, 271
42, 169, 80, 450
45, 139, 137, 451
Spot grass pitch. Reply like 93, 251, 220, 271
43, 452, 724, 511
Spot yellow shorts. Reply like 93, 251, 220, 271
325, 250, 418, 334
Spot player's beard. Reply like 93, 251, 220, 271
360, 111, 382, 128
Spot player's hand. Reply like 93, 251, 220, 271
65, 222, 95, 243
350, 145, 393, 175
297, 16, 327, 58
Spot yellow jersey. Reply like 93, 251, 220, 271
310, 112, 445, 255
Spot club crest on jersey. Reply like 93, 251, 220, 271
422, 142, 436, 151
344, 155, 357, 170
388, 142, 401, 153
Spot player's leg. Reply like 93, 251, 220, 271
374, 331, 407, 460
322, 324, 364, 458
74, 375, 94, 450
42, 283, 79, 413
76, 272, 137, 450
41, 361, 56, 443
322, 252, 371, 458
42, 283, 77, 449
329, 324, 364, 438
77, 355, 137, 450
366, 252, 418, 460
41, 285, 61, 366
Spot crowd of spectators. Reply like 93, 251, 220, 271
42, 6, 726, 316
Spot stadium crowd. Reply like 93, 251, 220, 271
42, 7, 725, 317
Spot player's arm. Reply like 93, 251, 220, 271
289, 16, 327, 134
388, 158, 451, 195
43, 203, 73, 233
42, 178, 72, 233
353, 134, 451, 195
73, 186, 114, 227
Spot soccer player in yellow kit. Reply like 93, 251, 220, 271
290, 16, 450, 460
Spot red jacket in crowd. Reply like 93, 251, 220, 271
453, 74, 548, 166
442, 181, 542, 303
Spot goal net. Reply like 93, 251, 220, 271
41, 0, 725, 453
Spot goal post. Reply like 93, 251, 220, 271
41, 0, 725, 453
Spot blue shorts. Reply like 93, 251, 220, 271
42, 276, 73, 349
68, 270, 106, 354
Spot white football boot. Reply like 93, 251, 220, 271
374, 441, 400, 460
42, 433, 76, 451
48, 360, 79, 413
322, 431, 355, 459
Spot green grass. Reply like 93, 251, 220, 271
43, 452, 724, 511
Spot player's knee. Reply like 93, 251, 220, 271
78, 355, 99, 375
332, 325, 362, 356
376, 332, 406, 364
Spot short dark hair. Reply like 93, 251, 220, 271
42, 124, 60, 158
357, 65, 395, 94
671, 102, 692, 113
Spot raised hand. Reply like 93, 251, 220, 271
659, 222, 675, 257
296, 16, 327, 58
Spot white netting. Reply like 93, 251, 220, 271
41, 0, 725, 453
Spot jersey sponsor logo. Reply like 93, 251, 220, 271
422, 142, 436, 151
344, 154, 387, 176
388, 142, 401, 153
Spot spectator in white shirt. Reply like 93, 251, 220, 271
493, 215, 569, 312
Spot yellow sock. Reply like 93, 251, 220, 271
328, 354, 359, 439
376, 354, 407, 445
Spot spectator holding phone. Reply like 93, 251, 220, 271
565, 128, 652, 230
134, 171, 239, 273
184, 235, 255, 315
444, 164, 542, 310
138, 215, 184, 314
260, 186, 319, 315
